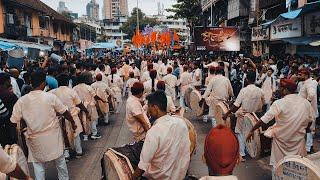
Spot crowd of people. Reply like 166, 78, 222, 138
0, 52, 319, 179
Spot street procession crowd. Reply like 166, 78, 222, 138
0, 51, 319, 180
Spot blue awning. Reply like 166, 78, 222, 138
0, 38, 52, 51
262, 1, 320, 27
281, 36, 320, 45
280, 9, 302, 19
0, 40, 18, 51
88, 42, 117, 49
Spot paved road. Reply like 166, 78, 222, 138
32, 99, 319, 179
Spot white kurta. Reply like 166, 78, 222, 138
138, 115, 190, 180
233, 84, 265, 133
261, 75, 276, 104
50, 86, 84, 136
126, 96, 151, 141
11, 91, 68, 162
178, 72, 192, 96
299, 78, 319, 118
162, 74, 178, 99
203, 75, 234, 117
261, 94, 314, 166
91, 81, 110, 114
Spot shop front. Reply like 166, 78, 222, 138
251, 26, 270, 58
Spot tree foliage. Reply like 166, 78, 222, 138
120, 8, 159, 39
166, 0, 202, 28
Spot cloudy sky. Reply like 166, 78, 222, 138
40, 0, 176, 17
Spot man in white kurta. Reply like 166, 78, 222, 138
11, 81, 75, 180
178, 66, 192, 109
247, 79, 314, 167
298, 69, 319, 153
50, 84, 85, 157
126, 82, 151, 141
73, 79, 100, 140
260, 68, 276, 108
202, 68, 234, 126
91, 74, 111, 124
162, 67, 178, 100
133, 91, 190, 180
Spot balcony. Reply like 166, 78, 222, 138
259, 0, 284, 9
4, 25, 27, 39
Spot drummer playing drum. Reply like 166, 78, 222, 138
246, 79, 314, 171
223, 70, 265, 162
126, 82, 151, 141
132, 91, 190, 180
201, 66, 234, 127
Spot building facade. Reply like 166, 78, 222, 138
103, 0, 128, 20
200, 0, 320, 57
0, 0, 76, 50
87, 0, 99, 21
153, 15, 190, 43
101, 15, 127, 40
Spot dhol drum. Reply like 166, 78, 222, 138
172, 115, 198, 155
274, 152, 320, 180
184, 86, 194, 108
7, 48, 24, 70
101, 141, 143, 180
215, 101, 231, 128
101, 117, 198, 180
0, 144, 30, 180
190, 90, 205, 117
240, 112, 273, 159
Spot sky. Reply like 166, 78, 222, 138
40, 0, 176, 17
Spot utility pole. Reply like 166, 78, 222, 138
210, 0, 213, 26
136, 0, 139, 32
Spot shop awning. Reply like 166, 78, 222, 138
88, 42, 117, 49
262, 1, 320, 27
0, 40, 18, 51
0, 38, 52, 51
281, 36, 320, 45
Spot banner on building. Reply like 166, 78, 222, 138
305, 12, 320, 35
270, 18, 302, 40
194, 27, 240, 51
252, 27, 269, 41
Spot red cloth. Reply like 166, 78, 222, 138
280, 78, 297, 93
204, 125, 239, 175
96, 73, 102, 81
111, 68, 117, 74
156, 81, 166, 91
131, 82, 144, 95
149, 69, 157, 79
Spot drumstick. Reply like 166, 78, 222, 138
61, 117, 71, 148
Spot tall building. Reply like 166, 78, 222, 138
103, 0, 128, 20
57, 1, 69, 13
86, 0, 99, 21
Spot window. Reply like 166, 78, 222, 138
7, 13, 14, 24
39, 16, 48, 29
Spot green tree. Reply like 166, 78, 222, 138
120, 8, 159, 39
166, 0, 202, 39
